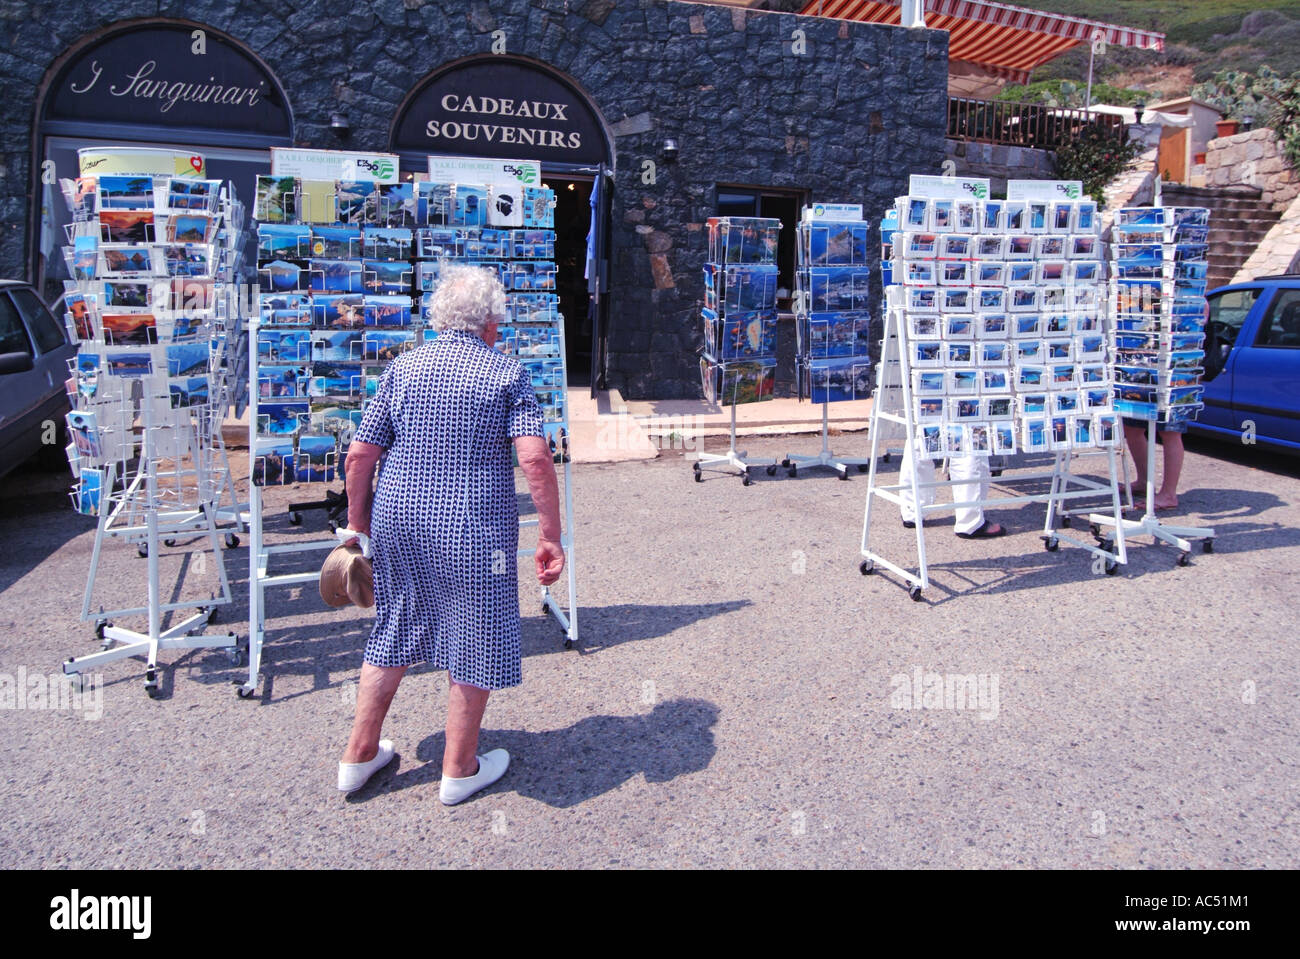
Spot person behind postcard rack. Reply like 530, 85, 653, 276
899, 444, 1006, 538
335, 264, 565, 804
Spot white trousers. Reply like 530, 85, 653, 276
899, 438, 990, 534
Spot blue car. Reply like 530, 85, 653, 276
1194, 276, 1300, 452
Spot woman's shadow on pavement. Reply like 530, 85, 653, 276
364, 697, 720, 808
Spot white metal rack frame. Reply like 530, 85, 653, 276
57, 160, 246, 695
859, 306, 1127, 601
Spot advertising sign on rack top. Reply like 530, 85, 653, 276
1006, 180, 1086, 201
270, 148, 400, 184
427, 155, 542, 227
908, 175, 991, 200
805, 203, 864, 222
78, 147, 205, 177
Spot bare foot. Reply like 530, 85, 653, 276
1153, 494, 1179, 511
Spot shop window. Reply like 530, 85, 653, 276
716, 185, 805, 304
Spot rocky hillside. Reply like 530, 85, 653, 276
1025, 3, 1300, 101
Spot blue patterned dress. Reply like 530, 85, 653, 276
353, 329, 545, 689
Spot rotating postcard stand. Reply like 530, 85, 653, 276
785, 210, 875, 479
1087, 205, 1216, 563
693, 217, 782, 485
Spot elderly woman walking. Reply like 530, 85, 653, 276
335, 264, 565, 804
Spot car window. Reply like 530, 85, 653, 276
0, 293, 34, 356
1207, 288, 1261, 348
9, 287, 66, 355
1255, 287, 1300, 348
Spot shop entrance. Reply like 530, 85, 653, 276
546, 175, 595, 386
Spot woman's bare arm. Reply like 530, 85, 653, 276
344, 441, 385, 536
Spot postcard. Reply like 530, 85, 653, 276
905, 261, 936, 286
1007, 287, 1039, 313
808, 221, 870, 266
101, 313, 156, 346
983, 368, 1010, 393
979, 314, 1007, 338
166, 214, 213, 244
258, 399, 309, 438
66, 410, 102, 460
295, 434, 338, 483
451, 184, 489, 227
98, 175, 154, 210
309, 259, 364, 293
976, 236, 1006, 259
299, 179, 338, 225
307, 362, 363, 398
162, 244, 211, 278
948, 369, 979, 395
362, 227, 413, 260
975, 289, 1005, 314
259, 364, 305, 398
1017, 341, 1042, 363
362, 260, 412, 294
101, 245, 155, 276
255, 175, 297, 223
981, 342, 1009, 367
309, 329, 364, 363
939, 260, 970, 286
523, 187, 555, 229
973, 263, 1005, 287
104, 350, 154, 378
904, 233, 937, 259
508, 293, 560, 325
1006, 262, 1035, 285
943, 289, 971, 314
951, 396, 983, 421
807, 356, 869, 403
415, 182, 452, 226
1005, 236, 1034, 260
259, 329, 313, 362
99, 210, 154, 244
510, 261, 558, 292
364, 295, 412, 327
252, 439, 294, 486
76, 468, 103, 516
913, 371, 946, 394
945, 315, 975, 340
261, 259, 305, 293
335, 181, 376, 225
907, 287, 939, 313
363, 330, 417, 362
169, 375, 210, 409
310, 225, 362, 259
1036, 236, 1066, 258
1093, 413, 1119, 446
165, 343, 208, 377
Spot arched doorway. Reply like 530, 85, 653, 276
31, 19, 293, 297
390, 55, 614, 391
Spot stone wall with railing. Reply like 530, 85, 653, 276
1203, 128, 1299, 210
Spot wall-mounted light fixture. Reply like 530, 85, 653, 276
330, 113, 351, 139
663, 138, 679, 162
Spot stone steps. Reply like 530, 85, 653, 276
1162, 184, 1280, 288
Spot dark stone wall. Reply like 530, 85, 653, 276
0, 0, 949, 399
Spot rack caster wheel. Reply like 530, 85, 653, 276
742, 472, 753, 487
288, 512, 303, 526
236, 685, 256, 699
563, 638, 573, 650
144, 669, 159, 698
766, 465, 777, 476
1044, 537, 1059, 552
228, 647, 245, 667
1060, 516, 1072, 529
859, 560, 874, 575
882, 453, 891, 464
164, 538, 177, 548
838, 470, 849, 481
908, 585, 923, 602
137, 544, 149, 558
1090, 523, 1102, 538
857, 464, 869, 472
94, 619, 110, 640
225, 532, 240, 548
1105, 559, 1119, 575
205, 607, 218, 624
1176, 551, 1190, 567
692, 462, 701, 473
1202, 539, 1214, 554
780, 459, 791, 468
694, 471, 703, 482
787, 467, 797, 478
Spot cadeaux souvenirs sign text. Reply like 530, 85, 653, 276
393, 59, 607, 166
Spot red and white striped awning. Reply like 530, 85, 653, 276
800, 0, 1165, 83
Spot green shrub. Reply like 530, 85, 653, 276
1053, 127, 1144, 205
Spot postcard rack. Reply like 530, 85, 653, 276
694, 216, 782, 484
56, 154, 246, 694
1087, 205, 1215, 561
858, 178, 1128, 601
786, 209, 874, 478
243, 164, 578, 697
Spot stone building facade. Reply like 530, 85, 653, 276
0, 0, 949, 399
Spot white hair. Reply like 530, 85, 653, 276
429, 262, 507, 333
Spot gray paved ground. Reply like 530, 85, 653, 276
1, 433, 1297, 868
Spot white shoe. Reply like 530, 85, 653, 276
439, 748, 510, 805
337, 739, 395, 793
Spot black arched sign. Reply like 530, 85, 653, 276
44, 24, 291, 138
392, 58, 609, 166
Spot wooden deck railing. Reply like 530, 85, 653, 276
948, 97, 1127, 150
